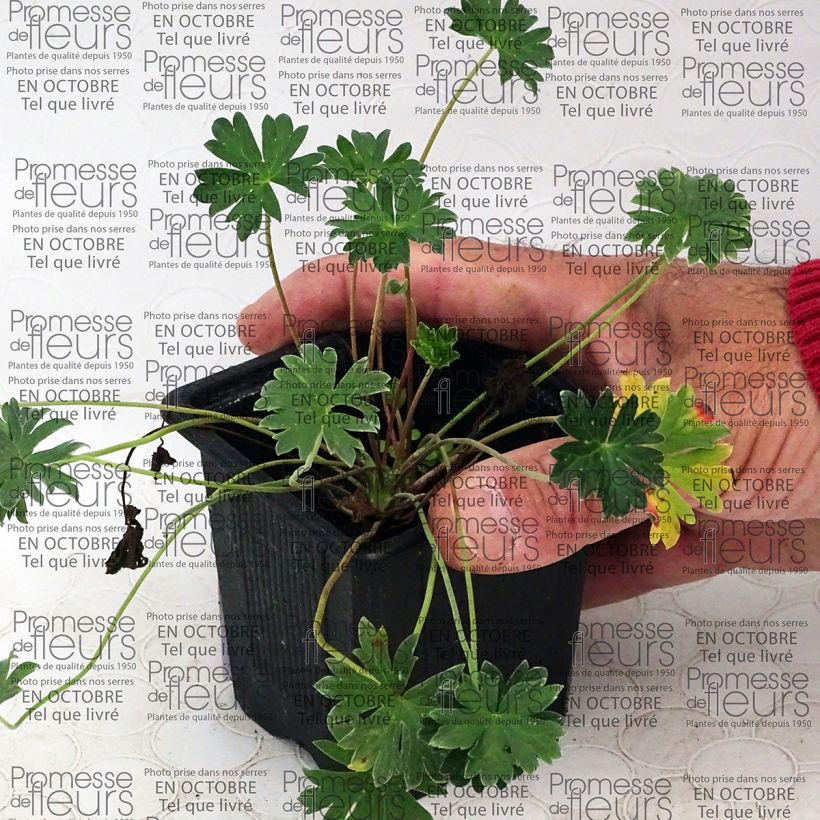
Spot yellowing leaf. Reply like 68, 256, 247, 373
617, 373, 670, 417
617, 373, 733, 548
647, 485, 695, 548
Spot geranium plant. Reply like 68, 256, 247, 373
0, 2, 751, 815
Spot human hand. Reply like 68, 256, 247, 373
238, 242, 820, 607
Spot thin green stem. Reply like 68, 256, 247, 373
59, 419, 205, 464
367, 271, 391, 474
385, 265, 419, 460
395, 432, 448, 486
3, 492, 235, 729
401, 414, 558, 487
440, 448, 478, 676
1, 451, 347, 729
289, 435, 323, 486
264, 214, 300, 348
412, 553, 438, 642
402, 263, 418, 406
420, 47, 495, 163
532, 255, 670, 387
214, 456, 369, 494
433, 255, 667, 439
439, 437, 553, 483
400, 366, 434, 448
19, 400, 273, 440
312, 522, 382, 684
524, 257, 662, 371
72, 455, 351, 494
418, 507, 473, 669
80, 455, 241, 489
349, 263, 360, 360
476, 415, 558, 447
403, 264, 417, 338
368, 272, 389, 370
399, 416, 557, 491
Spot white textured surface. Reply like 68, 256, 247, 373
0, 0, 818, 816
3, 558, 819, 817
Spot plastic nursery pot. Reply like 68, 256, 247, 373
163, 333, 586, 757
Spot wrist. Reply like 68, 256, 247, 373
787, 259, 820, 399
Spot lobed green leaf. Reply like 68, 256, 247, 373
255, 345, 390, 470
624, 167, 752, 269
318, 129, 425, 186
411, 323, 460, 369
0, 400, 83, 526
428, 661, 564, 788
446, 0, 555, 93
328, 178, 457, 273
193, 112, 323, 240
551, 390, 665, 518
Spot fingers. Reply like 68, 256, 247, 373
427, 437, 647, 574
238, 243, 645, 358
581, 516, 820, 610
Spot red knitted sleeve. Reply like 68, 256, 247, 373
786, 259, 820, 399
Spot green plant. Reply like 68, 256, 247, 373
0, 399, 82, 524
328, 178, 456, 274
194, 112, 323, 239
255, 343, 392, 472
445, 0, 555, 92
551, 391, 665, 519
317, 129, 425, 186
0, 652, 38, 708
0, 5, 751, 817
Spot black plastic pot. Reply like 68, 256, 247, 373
164, 334, 586, 757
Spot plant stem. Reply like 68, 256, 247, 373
19, 400, 273, 440
433, 255, 668, 439
524, 256, 662, 372
438, 437, 553, 484
59, 419, 205, 464
400, 413, 558, 486
312, 522, 382, 683
349, 263, 360, 360
532, 255, 670, 387
2, 491, 235, 729
439, 448, 478, 676
476, 415, 558, 447
387, 265, 418, 459
0, 449, 354, 729
412, 553, 438, 642
219, 457, 367, 492
367, 271, 389, 369
402, 263, 418, 400
78, 455, 237, 489
420, 47, 495, 163
400, 366, 434, 448
366, 271, 391, 473
72, 455, 350, 494
263, 214, 300, 348
418, 508, 473, 669
387, 269, 420, 461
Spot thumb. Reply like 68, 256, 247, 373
427, 436, 648, 574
